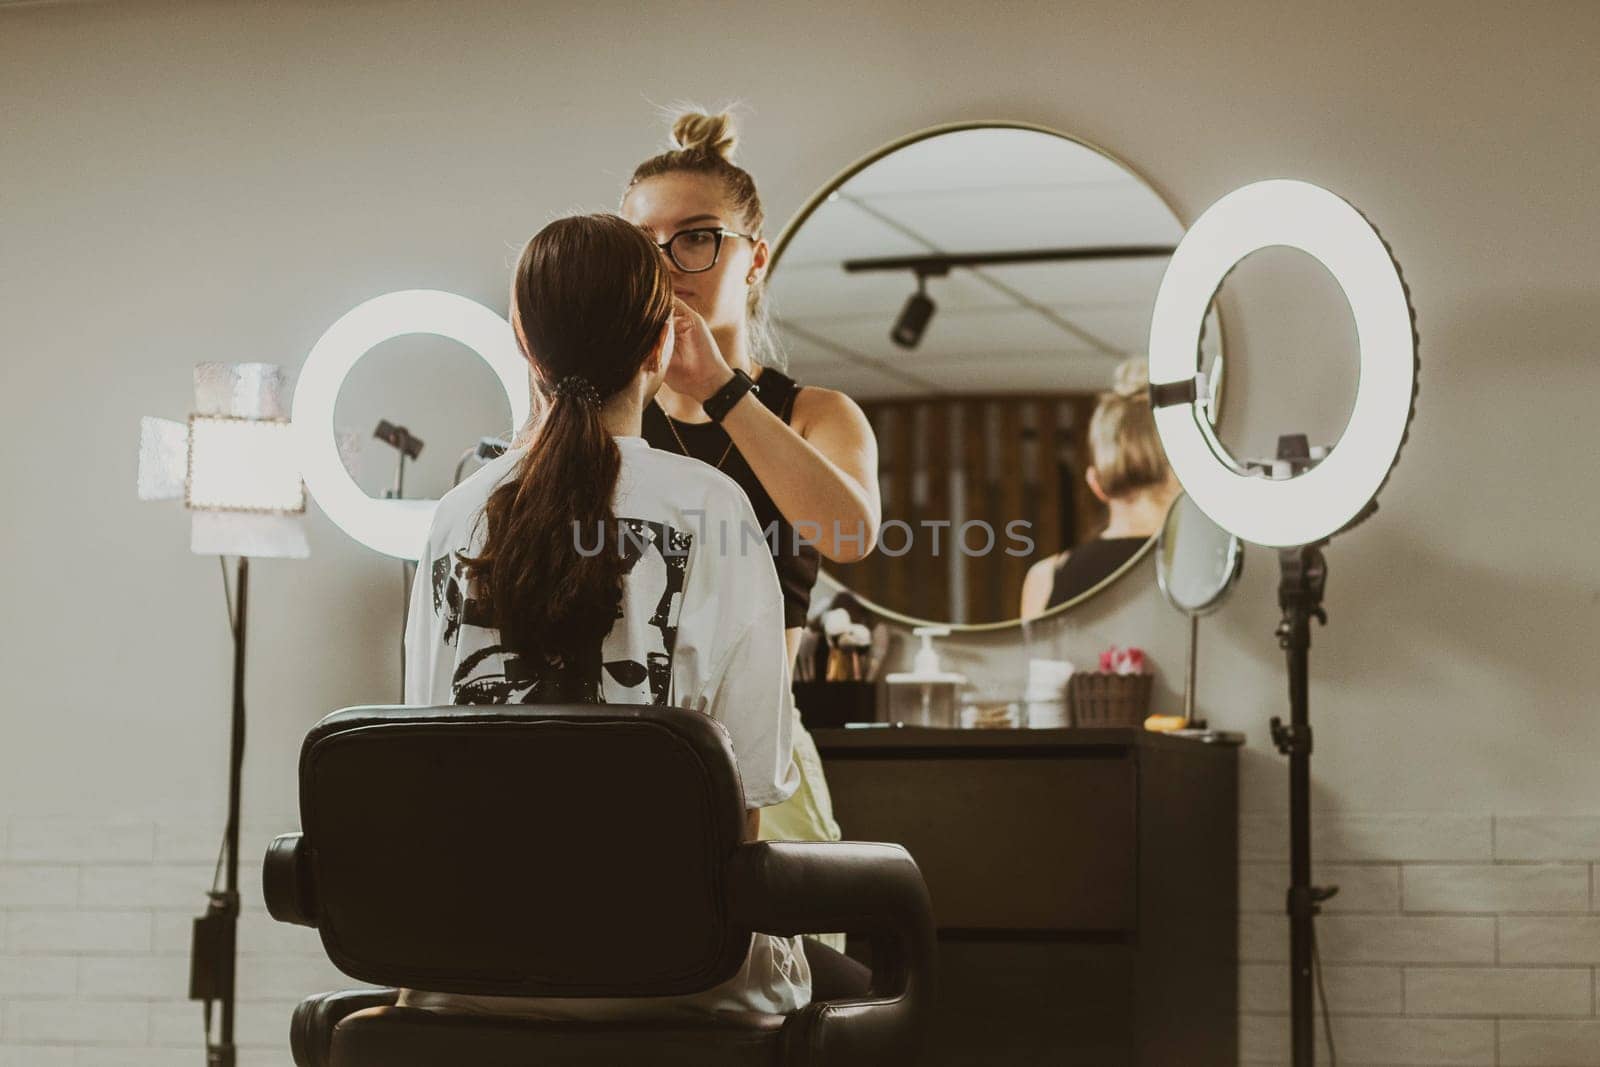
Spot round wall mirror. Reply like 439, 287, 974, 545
769, 122, 1224, 629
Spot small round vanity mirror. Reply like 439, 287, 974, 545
1156, 492, 1243, 615
1156, 492, 1243, 724
769, 122, 1225, 629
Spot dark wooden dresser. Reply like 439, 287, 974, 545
812, 727, 1239, 1066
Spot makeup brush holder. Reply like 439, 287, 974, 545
1068, 672, 1154, 728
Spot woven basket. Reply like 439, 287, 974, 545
1067, 672, 1154, 728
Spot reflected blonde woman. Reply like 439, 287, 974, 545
1021, 358, 1180, 619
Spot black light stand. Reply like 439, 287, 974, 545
374, 419, 424, 501
188, 555, 248, 1067
375, 419, 423, 696
1273, 537, 1337, 1067
1267, 434, 1359, 1067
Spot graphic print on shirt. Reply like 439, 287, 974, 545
431, 518, 691, 706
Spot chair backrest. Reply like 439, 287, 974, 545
296, 704, 752, 998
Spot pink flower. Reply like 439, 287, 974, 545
1099, 645, 1150, 675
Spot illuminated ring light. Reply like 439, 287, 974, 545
293, 289, 530, 560
1149, 180, 1418, 548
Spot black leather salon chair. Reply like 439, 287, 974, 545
263, 704, 936, 1066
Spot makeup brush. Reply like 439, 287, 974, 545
867, 622, 890, 681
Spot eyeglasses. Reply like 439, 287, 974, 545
654, 227, 758, 274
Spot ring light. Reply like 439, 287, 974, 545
1148, 178, 1419, 1067
1149, 179, 1417, 548
293, 289, 529, 560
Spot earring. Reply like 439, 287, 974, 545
746, 270, 758, 285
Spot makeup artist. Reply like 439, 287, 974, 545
623, 109, 882, 857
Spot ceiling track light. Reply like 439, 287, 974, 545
843, 244, 1176, 274
891, 272, 937, 349
864, 245, 1179, 353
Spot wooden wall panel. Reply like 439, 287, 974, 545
1068, 396, 1105, 546
998, 402, 1026, 618
960, 400, 990, 624
824, 392, 1095, 625
1036, 400, 1062, 567
922, 402, 952, 621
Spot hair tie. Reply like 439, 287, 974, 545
548, 375, 602, 410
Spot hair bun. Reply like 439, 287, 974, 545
671, 110, 738, 161
1111, 357, 1150, 400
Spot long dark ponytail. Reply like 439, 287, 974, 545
463, 213, 673, 666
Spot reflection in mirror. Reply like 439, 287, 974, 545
771, 124, 1223, 629
1156, 492, 1244, 723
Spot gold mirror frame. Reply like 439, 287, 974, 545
768, 119, 1226, 632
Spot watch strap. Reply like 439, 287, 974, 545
702, 369, 757, 423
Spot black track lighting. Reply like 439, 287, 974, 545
891, 276, 936, 349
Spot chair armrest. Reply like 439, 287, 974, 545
727, 841, 936, 1065
264, 832, 318, 927
291, 988, 399, 1067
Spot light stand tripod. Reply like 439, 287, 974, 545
1273, 536, 1338, 1066
139, 360, 309, 1067
188, 556, 248, 1067
1268, 433, 1378, 1066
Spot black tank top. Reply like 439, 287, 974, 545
1045, 536, 1148, 610
641, 368, 821, 628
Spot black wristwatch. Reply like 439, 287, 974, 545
701, 369, 758, 423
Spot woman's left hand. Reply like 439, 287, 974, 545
666, 297, 735, 402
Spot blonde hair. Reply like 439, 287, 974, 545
1087, 358, 1170, 498
624, 107, 784, 368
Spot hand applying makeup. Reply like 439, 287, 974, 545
666, 297, 736, 403
658, 294, 878, 565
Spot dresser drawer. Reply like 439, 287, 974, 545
821, 753, 1137, 931
931, 941, 1135, 1064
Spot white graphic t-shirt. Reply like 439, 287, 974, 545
400, 434, 809, 1018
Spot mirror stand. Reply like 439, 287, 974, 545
1156, 492, 1243, 737
1183, 613, 1200, 727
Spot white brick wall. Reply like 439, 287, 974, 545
0, 814, 344, 1066
9, 811, 1600, 1064
1242, 813, 1600, 1065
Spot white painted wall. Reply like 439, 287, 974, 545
10, 0, 1575, 818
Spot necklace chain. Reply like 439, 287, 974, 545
656, 399, 735, 470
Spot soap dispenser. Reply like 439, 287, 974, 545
884, 626, 968, 727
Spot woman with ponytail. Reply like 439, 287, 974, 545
402, 213, 816, 1017
1020, 357, 1182, 619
